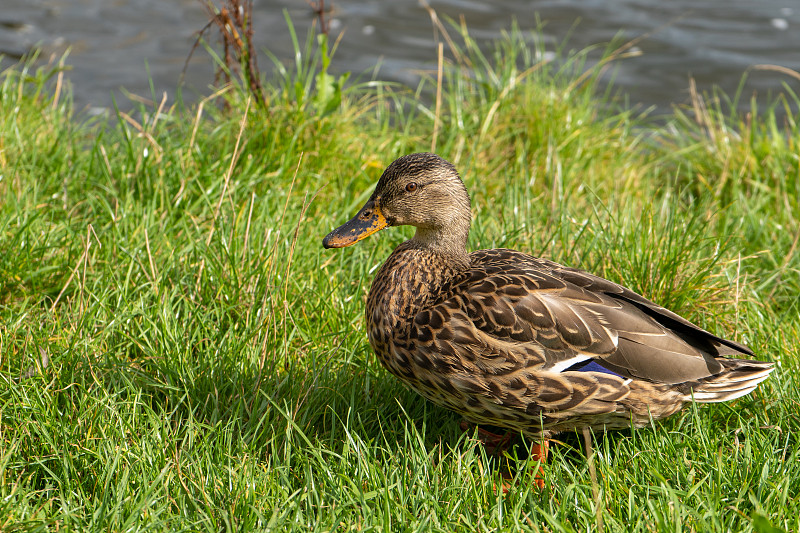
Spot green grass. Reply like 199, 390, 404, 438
1, 21, 799, 532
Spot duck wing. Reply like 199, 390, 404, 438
416, 248, 749, 385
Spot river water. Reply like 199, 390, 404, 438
1, 0, 798, 117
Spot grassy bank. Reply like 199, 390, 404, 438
1, 22, 799, 532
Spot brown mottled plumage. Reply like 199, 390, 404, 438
323, 153, 773, 438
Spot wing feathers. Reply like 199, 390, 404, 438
463, 250, 752, 382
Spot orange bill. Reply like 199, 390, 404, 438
322, 200, 388, 248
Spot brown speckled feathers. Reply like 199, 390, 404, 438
324, 153, 773, 438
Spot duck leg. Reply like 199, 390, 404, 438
459, 420, 515, 455
528, 439, 549, 490
460, 421, 549, 490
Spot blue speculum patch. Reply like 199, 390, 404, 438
566, 359, 622, 377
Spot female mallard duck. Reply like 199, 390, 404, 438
323, 153, 773, 441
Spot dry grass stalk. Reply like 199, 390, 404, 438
188, 0, 267, 108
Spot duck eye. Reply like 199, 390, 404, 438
405, 182, 418, 192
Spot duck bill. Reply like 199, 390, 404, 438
323, 201, 388, 249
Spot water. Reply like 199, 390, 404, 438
1, 0, 798, 117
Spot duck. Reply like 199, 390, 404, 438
323, 152, 774, 446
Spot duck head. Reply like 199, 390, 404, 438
323, 153, 472, 256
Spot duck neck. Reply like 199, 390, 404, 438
408, 215, 472, 270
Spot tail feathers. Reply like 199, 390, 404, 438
685, 359, 774, 403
